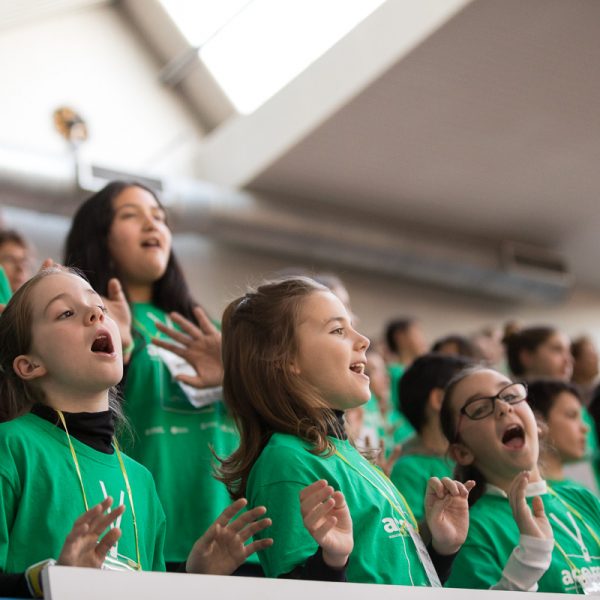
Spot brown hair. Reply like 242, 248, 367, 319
0, 267, 126, 426
440, 365, 491, 506
217, 277, 342, 499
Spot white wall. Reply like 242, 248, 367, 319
0, 4, 202, 177
4, 206, 600, 348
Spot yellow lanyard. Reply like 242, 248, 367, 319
57, 410, 142, 571
546, 485, 600, 591
334, 448, 419, 531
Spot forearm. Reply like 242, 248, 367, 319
491, 535, 554, 591
426, 543, 457, 585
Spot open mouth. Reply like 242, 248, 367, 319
502, 424, 525, 449
349, 362, 367, 376
141, 238, 161, 249
91, 331, 115, 355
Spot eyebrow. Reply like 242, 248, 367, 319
322, 316, 351, 327
43, 289, 99, 315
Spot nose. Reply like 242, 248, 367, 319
354, 331, 370, 351
142, 212, 158, 231
495, 397, 514, 417
86, 305, 105, 325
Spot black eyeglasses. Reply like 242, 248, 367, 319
454, 382, 528, 440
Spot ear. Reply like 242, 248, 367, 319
428, 388, 444, 413
13, 355, 47, 381
287, 358, 301, 376
448, 442, 475, 466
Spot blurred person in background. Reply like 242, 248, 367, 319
571, 335, 599, 406
0, 230, 34, 293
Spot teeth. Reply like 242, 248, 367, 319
350, 363, 365, 374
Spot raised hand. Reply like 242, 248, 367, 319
373, 440, 402, 477
152, 306, 223, 389
300, 480, 353, 568
425, 477, 475, 555
58, 497, 125, 568
186, 498, 272, 575
101, 278, 133, 360
508, 471, 553, 540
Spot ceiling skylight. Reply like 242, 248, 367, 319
159, 0, 385, 114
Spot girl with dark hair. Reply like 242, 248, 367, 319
527, 380, 590, 490
218, 277, 474, 584
0, 268, 272, 594
441, 367, 600, 593
64, 182, 239, 568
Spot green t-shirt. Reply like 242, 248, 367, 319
0, 413, 165, 573
445, 482, 600, 593
248, 432, 430, 585
123, 303, 239, 562
0, 267, 11, 305
390, 454, 454, 523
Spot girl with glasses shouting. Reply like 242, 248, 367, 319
441, 367, 600, 594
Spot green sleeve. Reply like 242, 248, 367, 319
0, 268, 11, 305
251, 480, 318, 578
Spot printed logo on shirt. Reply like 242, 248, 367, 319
381, 516, 409, 539
98, 481, 138, 571
561, 566, 600, 594
549, 512, 599, 563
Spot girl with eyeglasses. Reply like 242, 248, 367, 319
441, 367, 600, 594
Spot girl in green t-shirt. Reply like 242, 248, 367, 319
0, 268, 272, 592
527, 379, 591, 490
218, 277, 475, 584
64, 182, 240, 566
441, 366, 600, 593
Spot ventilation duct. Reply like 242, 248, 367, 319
0, 148, 572, 303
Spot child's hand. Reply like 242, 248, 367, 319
425, 477, 475, 555
300, 480, 353, 568
58, 497, 124, 568
186, 498, 272, 575
102, 278, 133, 362
152, 306, 223, 389
508, 471, 553, 540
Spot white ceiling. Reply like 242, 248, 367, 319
239, 0, 600, 286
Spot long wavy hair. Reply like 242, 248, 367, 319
217, 277, 342, 499
64, 181, 198, 322
0, 267, 126, 427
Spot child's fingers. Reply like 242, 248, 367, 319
153, 323, 190, 345
238, 518, 272, 543
95, 527, 122, 560
303, 498, 335, 530
301, 485, 334, 516
427, 477, 445, 499
440, 477, 461, 496
170, 312, 203, 339
213, 498, 248, 529
531, 496, 546, 518
244, 537, 274, 556
89, 504, 125, 535
151, 338, 187, 358
192, 306, 219, 335
331, 491, 347, 510
464, 480, 476, 492
299, 480, 328, 502
226, 505, 267, 534
311, 516, 338, 541
107, 278, 125, 302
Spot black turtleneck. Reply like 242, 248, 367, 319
30, 404, 115, 454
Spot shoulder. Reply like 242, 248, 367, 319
249, 433, 334, 486
552, 483, 600, 515
0, 413, 43, 446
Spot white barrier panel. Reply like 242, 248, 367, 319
43, 566, 567, 600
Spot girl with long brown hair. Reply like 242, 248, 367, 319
218, 277, 474, 584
